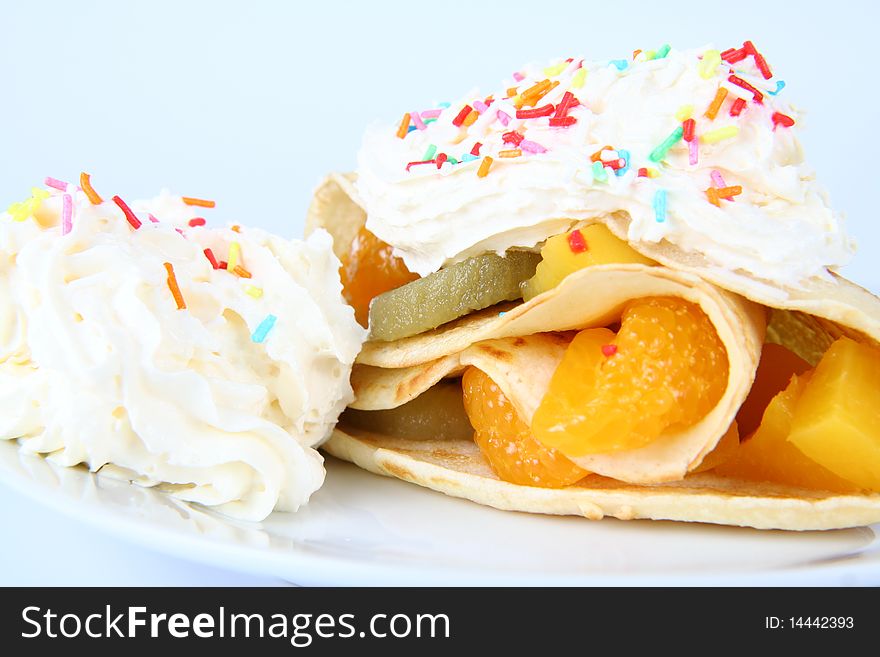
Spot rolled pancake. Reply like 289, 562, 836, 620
309, 172, 880, 529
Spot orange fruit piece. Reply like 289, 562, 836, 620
714, 371, 859, 493
461, 367, 589, 488
339, 225, 419, 327
735, 342, 811, 438
532, 297, 729, 457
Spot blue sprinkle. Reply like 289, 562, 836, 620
460, 153, 479, 162
407, 125, 417, 133
653, 189, 667, 223
438, 102, 452, 109
610, 59, 629, 71
767, 80, 786, 96
251, 314, 277, 344
616, 149, 630, 177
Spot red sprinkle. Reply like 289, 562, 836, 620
728, 75, 764, 104
406, 159, 437, 171
637, 167, 648, 177
219, 260, 228, 270
721, 47, 748, 64
554, 91, 577, 118
452, 105, 472, 127
112, 195, 142, 230
603, 158, 625, 171
567, 229, 588, 253
729, 97, 747, 117
435, 153, 448, 169
771, 112, 795, 129
515, 104, 555, 119
601, 344, 618, 357
470, 142, 482, 156
502, 131, 524, 146
188, 217, 206, 227
203, 248, 220, 269
682, 118, 696, 142
549, 116, 577, 127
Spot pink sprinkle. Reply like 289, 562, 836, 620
513, 71, 525, 82
688, 139, 699, 166
496, 110, 511, 126
420, 109, 442, 119
473, 100, 489, 114
411, 111, 427, 130
45, 177, 68, 191
710, 170, 727, 188
148, 214, 160, 223
175, 228, 185, 235
601, 344, 618, 357
520, 139, 547, 154
61, 194, 72, 235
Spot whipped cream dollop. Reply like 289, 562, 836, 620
357, 45, 854, 285
0, 186, 365, 521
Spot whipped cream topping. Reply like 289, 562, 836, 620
0, 186, 365, 521
357, 46, 854, 284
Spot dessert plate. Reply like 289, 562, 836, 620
0, 439, 877, 586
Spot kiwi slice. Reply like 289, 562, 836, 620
368, 250, 541, 342
340, 380, 473, 441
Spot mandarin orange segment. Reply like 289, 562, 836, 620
339, 224, 419, 327
714, 372, 860, 493
532, 297, 728, 457
735, 342, 811, 438
461, 367, 589, 488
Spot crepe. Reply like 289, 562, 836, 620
308, 172, 880, 530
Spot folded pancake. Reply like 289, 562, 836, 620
306, 44, 880, 530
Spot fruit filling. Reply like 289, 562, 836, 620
531, 297, 728, 456
522, 224, 656, 301
462, 366, 588, 488
340, 224, 419, 327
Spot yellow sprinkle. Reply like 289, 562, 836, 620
700, 126, 739, 144
244, 285, 263, 298
31, 188, 50, 201
675, 105, 694, 122
570, 68, 587, 89
544, 61, 568, 77
644, 50, 656, 60
227, 241, 241, 271
7, 188, 49, 222
6, 201, 28, 222
511, 94, 524, 109
646, 168, 661, 179
699, 49, 722, 79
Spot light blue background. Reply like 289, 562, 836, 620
1, 1, 878, 585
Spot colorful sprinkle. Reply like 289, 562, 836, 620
204, 248, 220, 269
767, 80, 785, 96
570, 68, 587, 88
616, 149, 630, 176
61, 194, 72, 235
521, 140, 547, 154
688, 139, 699, 166
477, 156, 493, 178
452, 105, 472, 127
80, 172, 103, 204
549, 116, 577, 127
251, 314, 277, 344
411, 111, 427, 131
148, 214, 160, 223
654, 44, 671, 59
502, 131, 524, 146
744, 41, 773, 79
496, 110, 511, 126
771, 112, 795, 129
470, 142, 483, 156
610, 59, 629, 71
435, 153, 448, 168
396, 113, 411, 139
544, 61, 568, 77
515, 104, 555, 119
44, 177, 69, 191
653, 189, 667, 223
420, 109, 443, 119
188, 217, 206, 227
710, 170, 727, 188
601, 344, 618, 357
638, 167, 648, 177
498, 149, 522, 158
705, 87, 728, 120
227, 241, 241, 271
423, 144, 438, 160
700, 126, 739, 144
461, 153, 479, 162
512, 71, 525, 82
112, 195, 142, 230
244, 285, 263, 298
648, 126, 684, 162
182, 197, 216, 208
406, 160, 437, 172
462, 109, 480, 127
698, 49, 722, 79
682, 118, 696, 142
233, 264, 252, 279
592, 160, 608, 182
729, 97, 747, 117
567, 229, 587, 253
717, 185, 743, 200
164, 262, 186, 310
728, 75, 763, 104
675, 105, 694, 122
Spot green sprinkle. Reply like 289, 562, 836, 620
423, 144, 437, 160
423, 117, 438, 124
649, 126, 684, 162
654, 44, 671, 59
446, 156, 459, 165
592, 160, 608, 183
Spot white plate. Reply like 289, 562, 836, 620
0, 439, 878, 586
